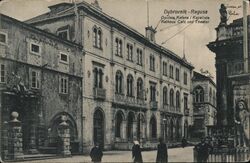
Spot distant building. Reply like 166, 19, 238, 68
0, 14, 83, 158
191, 71, 217, 138
25, 1, 194, 151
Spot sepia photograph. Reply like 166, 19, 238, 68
0, 0, 249, 162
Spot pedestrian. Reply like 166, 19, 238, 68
132, 140, 143, 163
156, 137, 168, 163
90, 142, 103, 163
195, 137, 213, 163
181, 137, 187, 148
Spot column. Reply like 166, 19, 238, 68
132, 121, 137, 140
8, 112, 23, 160
122, 120, 127, 141
58, 115, 71, 156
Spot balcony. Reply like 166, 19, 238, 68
161, 105, 182, 115
184, 108, 190, 116
113, 94, 146, 108
150, 101, 158, 110
93, 87, 106, 100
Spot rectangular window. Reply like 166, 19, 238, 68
184, 72, 188, 85
59, 76, 68, 94
31, 70, 40, 89
115, 38, 123, 57
150, 55, 155, 71
184, 94, 188, 110
163, 62, 167, 76
0, 64, 6, 83
127, 44, 133, 62
150, 82, 156, 101
30, 43, 41, 55
176, 68, 180, 81
136, 48, 143, 66
60, 52, 69, 64
0, 32, 7, 44
169, 65, 174, 78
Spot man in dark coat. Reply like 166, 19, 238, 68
195, 138, 213, 162
156, 137, 168, 163
132, 140, 143, 163
90, 143, 103, 163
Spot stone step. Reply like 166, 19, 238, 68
4, 154, 68, 162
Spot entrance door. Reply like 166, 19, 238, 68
93, 109, 104, 149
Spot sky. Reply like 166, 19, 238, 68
0, 0, 247, 81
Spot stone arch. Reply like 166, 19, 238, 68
127, 111, 136, 140
136, 112, 146, 140
149, 115, 157, 139
49, 112, 78, 146
93, 108, 105, 148
115, 110, 125, 138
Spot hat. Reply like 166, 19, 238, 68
133, 140, 139, 145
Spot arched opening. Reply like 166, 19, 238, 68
170, 89, 174, 107
127, 112, 135, 140
163, 87, 168, 105
93, 109, 105, 149
176, 119, 181, 141
150, 116, 157, 139
137, 113, 145, 140
170, 119, 174, 141
176, 91, 180, 111
115, 111, 124, 138
127, 74, 134, 97
115, 70, 123, 94
137, 78, 143, 99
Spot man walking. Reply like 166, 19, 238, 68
90, 142, 103, 163
132, 140, 143, 163
156, 137, 168, 163
195, 137, 213, 162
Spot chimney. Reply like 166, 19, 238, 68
243, 0, 249, 73
145, 26, 156, 43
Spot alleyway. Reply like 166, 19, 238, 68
16, 146, 194, 163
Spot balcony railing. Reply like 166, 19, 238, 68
113, 94, 146, 108
161, 105, 182, 115
93, 87, 106, 100
150, 101, 158, 110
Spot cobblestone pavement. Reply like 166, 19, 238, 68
17, 146, 194, 163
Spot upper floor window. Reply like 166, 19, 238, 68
169, 65, 174, 79
127, 74, 134, 97
170, 89, 174, 107
59, 76, 68, 94
209, 88, 212, 103
58, 30, 69, 40
176, 91, 180, 109
176, 68, 180, 81
93, 26, 102, 49
127, 43, 133, 62
137, 78, 143, 99
93, 67, 103, 88
59, 52, 69, 64
150, 82, 156, 101
184, 72, 188, 85
31, 70, 40, 89
0, 32, 7, 44
194, 86, 204, 103
115, 38, 123, 57
163, 87, 168, 105
115, 70, 123, 94
163, 61, 167, 76
149, 55, 155, 71
136, 48, 143, 66
0, 64, 6, 83
30, 42, 41, 55
184, 94, 188, 110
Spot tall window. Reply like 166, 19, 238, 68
127, 74, 134, 97
184, 72, 188, 85
93, 26, 102, 49
127, 43, 133, 61
150, 83, 156, 101
150, 116, 157, 139
184, 94, 188, 110
93, 67, 103, 88
115, 71, 123, 94
31, 70, 40, 89
163, 87, 168, 105
115, 112, 123, 138
176, 68, 180, 81
137, 78, 143, 99
176, 91, 180, 110
170, 89, 174, 107
136, 48, 143, 66
115, 38, 123, 57
169, 65, 174, 79
163, 61, 167, 76
0, 64, 5, 83
209, 88, 212, 103
194, 86, 204, 103
59, 76, 68, 94
149, 55, 155, 71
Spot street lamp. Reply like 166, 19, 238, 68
163, 118, 167, 143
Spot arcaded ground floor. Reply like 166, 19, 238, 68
17, 146, 194, 163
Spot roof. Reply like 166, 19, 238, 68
25, 1, 194, 70
192, 71, 216, 87
0, 14, 83, 49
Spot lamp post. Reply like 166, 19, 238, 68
163, 118, 167, 143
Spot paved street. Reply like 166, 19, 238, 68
17, 146, 194, 163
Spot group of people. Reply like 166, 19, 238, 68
90, 137, 169, 163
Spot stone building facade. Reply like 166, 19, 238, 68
0, 14, 83, 158
25, 1, 194, 152
191, 71, 217, 138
